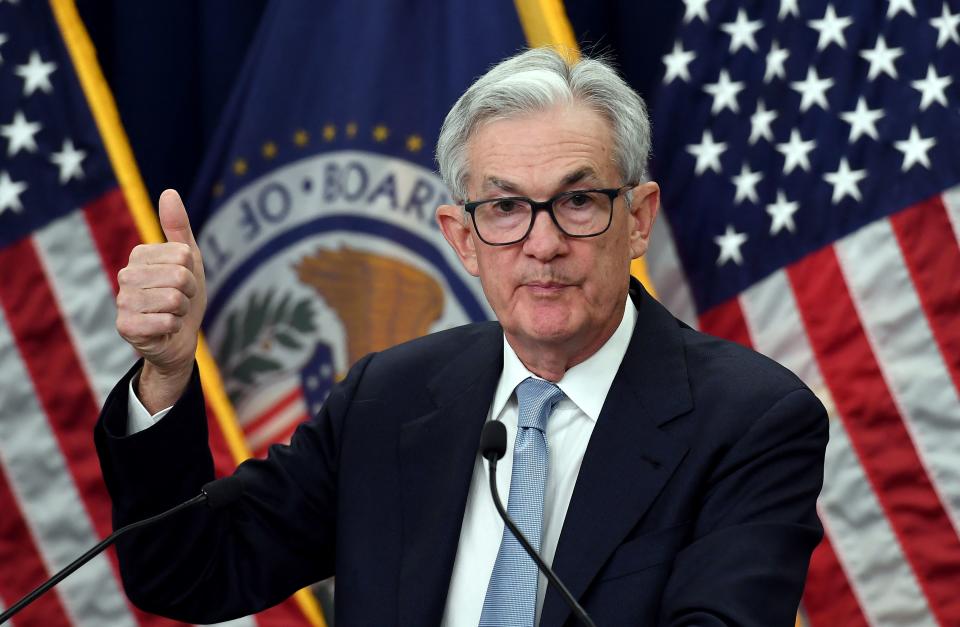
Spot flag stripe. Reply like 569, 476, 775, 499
647, 216, 699, 327
698, 297, 752, 348
889, 196, 960, 396
789, 246, 960, 625
802, 527, 869, 627
943, 186, 960, 246
740, 270, 934, 626
0, 467, 73, 627
0, 241, 182, 627
0, 308, 136, 627
82, 188, 143, 295
836, 218, 960, 536
33, 210, 138, 406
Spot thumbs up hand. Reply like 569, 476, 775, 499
116, 190, 207, 412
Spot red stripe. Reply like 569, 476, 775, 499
253, 596, 319, 627
252, 417, 306, 459
697, 296, 753, 348
788, 246, 960, 624
244, 387, 303, 436
0, 468, 73, 627
889, 196, 960, 395
802, 533, 869, 627
0, 238, 183, 627
82, 187, 142, 295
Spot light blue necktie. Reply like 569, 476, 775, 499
479, 377, 564, 627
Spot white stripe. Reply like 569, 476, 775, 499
836, 219, 960, 536
32, 213, 138, 407
942, 185, 960, 246
740, 270, 936, 627
646, 212, 699, 328
206, 615, 258, 627
0, 311, 137, 627
246, 396, 308, 452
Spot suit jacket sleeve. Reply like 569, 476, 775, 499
94, 354, 372, 623
658, 386, 828, 627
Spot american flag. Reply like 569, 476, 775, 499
645, 0, 960, 625
0, 2, 315, 625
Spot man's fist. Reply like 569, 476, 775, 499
116, 190, 206, 412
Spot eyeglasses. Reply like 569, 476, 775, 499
463, 185, 635, 246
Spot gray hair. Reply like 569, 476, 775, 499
436, 48, 651, 202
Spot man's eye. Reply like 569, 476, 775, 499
493, 200, 520, 213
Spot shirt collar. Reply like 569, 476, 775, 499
490, 297, 637, 422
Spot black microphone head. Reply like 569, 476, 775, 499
480, 420, 507, 462
202, 476, 244, 509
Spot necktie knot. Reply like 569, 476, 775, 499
516, 377, 564, 432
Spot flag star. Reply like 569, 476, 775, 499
808, 5, 853, 51
911, 64, 952, 110
887, 0, 916, 19
683, 0, 710, 24
720, 9, 763, 53
860, 35, 904, 80
894, 126, 936, 171
776, 129, 816, 173
1, 111, 42, 156
0, 34, 8, 64
779, 0, 799, 20
0, 170, 27, 215
50, 139, 87, 183
731, 162, 763, 204
839, 97, 884, 142
703, 69, 745, 114
790, 67, 834, 112
749, 100, 778, 144
682, 0, 710, 23
714, 225, 748, 266
14, 51, 57, 96
823, 158, 867, 204
686, 129, 727, 174
663, 41, 696, 84
766, 190, 799, 234
930, 3, 960, 48
764, 40, 790, 82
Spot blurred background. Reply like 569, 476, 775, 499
2, 1, 958, 626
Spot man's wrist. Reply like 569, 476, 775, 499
138, 360, 193, 414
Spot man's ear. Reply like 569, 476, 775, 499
627, 181, 660, 259
436, 204, 480, 276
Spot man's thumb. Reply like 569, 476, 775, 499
158, 189, 198, 248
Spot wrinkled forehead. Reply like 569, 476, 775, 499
463, 104, 617, 198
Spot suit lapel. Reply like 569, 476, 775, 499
541, 282, 694, 627
397, 324, 503, 626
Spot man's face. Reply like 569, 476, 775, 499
437, 104, 659, 368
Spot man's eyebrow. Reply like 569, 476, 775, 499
561, 167, 600, 187
482, 177, 520, 194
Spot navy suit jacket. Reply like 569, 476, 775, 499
95, 282, 827, 626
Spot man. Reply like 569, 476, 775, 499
97, 48, 827, 626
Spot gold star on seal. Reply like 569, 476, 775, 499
233, 159, 248, 176
261, 141, 278, 159
372, 125, 390, 142
293, 129, 310, 147
346, 122, 358, 139
322, 124, 336, 141
212, 182, 225, 198
406, 134, 423, 152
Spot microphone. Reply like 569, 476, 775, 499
479, 421, 597, 627
0, 476, 244, 625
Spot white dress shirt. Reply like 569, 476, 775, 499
128, 299, 637, 626
441, 298, 636, 626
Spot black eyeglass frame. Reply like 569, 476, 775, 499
463, 185, 636, 246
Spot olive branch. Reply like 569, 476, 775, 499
216, 289, 316, 403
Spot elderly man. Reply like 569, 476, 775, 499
97, 49, 827, 626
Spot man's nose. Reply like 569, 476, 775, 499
522, 209, 567, 259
